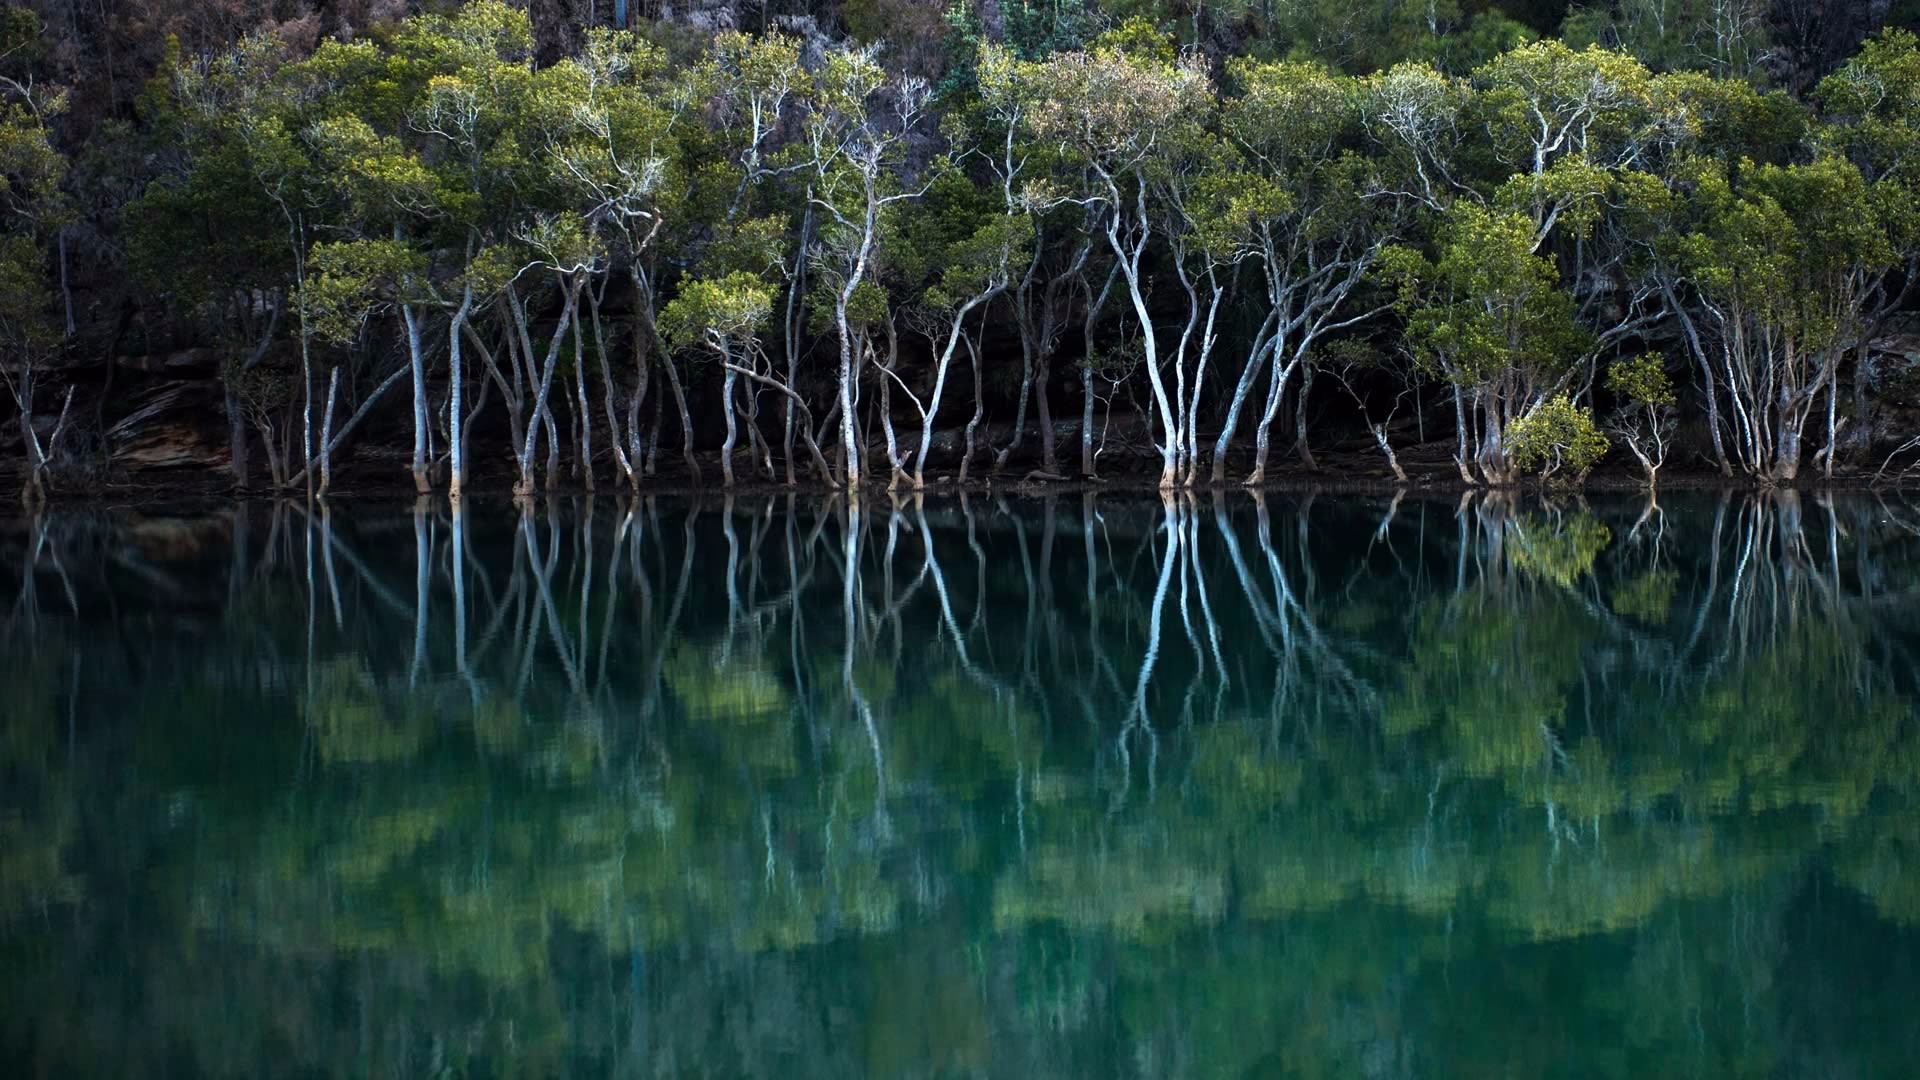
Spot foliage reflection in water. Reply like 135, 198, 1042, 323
3, 492, 1920, 1077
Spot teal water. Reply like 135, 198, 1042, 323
2, 492, 1918, 1078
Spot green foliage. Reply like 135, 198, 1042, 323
302, 239, 426, 343
0, 8, 43, 70
1817, 29, 1920, 183
1671, 152, 1898, 368
1607, 354, 1675, 407
1221, 57, 1358, 199
1507, 510, 1613, 586
0, 234, 54, 357
1474, 39, 1662, 177
1505, 394, 1610, 483
658, 271, 775, 354
12, 0, 1920, 495
1612, 568, 1679, 623
1021, 28, 1211, 182
0, 63, 66, 361
1403, 205, 1591, 393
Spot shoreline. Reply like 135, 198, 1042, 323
7, 461, 1918, 510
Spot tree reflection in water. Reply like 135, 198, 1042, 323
2, 490, 1919, 1077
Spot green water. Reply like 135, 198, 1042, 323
2, 492, 1918, 1078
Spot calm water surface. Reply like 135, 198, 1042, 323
2, 492, 1919, 1077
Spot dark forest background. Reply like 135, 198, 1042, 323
2, 1, 1917, 497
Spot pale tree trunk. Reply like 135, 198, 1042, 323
1179, 267, 1224, 487
586, 282, 632, 491
962, 334, 986, 484
626, 345, 649, 492
403, 303, 431, 494
720, 344, 740, 487
12, 375, 73, 505
1246, 345, 1305, 486
508, 287, 542, 495
1662, 282, 1732, 477
571, 302, 595, 492
878, 359, 907, 492
781, 207, 813, 485
1035, 359, 1058, 474
722, 359, 837, 481
318, 367, 340, 497
513, 278, 583, 497
1080, 265, 1117, 479
1211, 313, 1277, 483
823, 187, 890, 495
659, 351, 698, 481
997, 261, 1039, 474
1292, 365, 1319, 471
447, 284, 475, 500
745, 382, 773, 479
299, 325, 314, 501
836, 298, 863, 491
1106, 181, 1177, 490
1822, 366, 1841, 480
1452, 384, 1475, 485
489, 313, 529, 469
914, 295, 996, 487
543, 401, 561, 492
875, 323, 911, 491
1080, 365, 1097, 478
1168, 260, 1204, 486
645, 389, 663, 476
1370, 423, 1407, 483
1772, 422, 1803, 484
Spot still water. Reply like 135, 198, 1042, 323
2, 491, 1919, 1077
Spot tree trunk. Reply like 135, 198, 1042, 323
1035, 359, 1058, 475
544, 403, 561, 492
997, 316, 1035, 473
1371, 423, 1407, 483
962, 334, 986, 484
299, 327, 314, 501
1106, 183, 1177, 490
318, 367, 340, 497
1211, 316, 1276, 484
514, 278, 581, 497
404, 304, 431, 494
781, 209, 811, 486
914, 297, 995, 487
720, 353, 739, 487
1247, 361, 1287, 486
836, 299, 862, 491
1772, 424, 1802, 485
659, 352, 699, 481
1081, 363, 1096, 478
572, 304, 595, 492
448, 288, 473, 500
1664, 283, 1732, 477
226, 388, 251, 492
878, 356, 905, 492
1292, 367, 1319, 471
